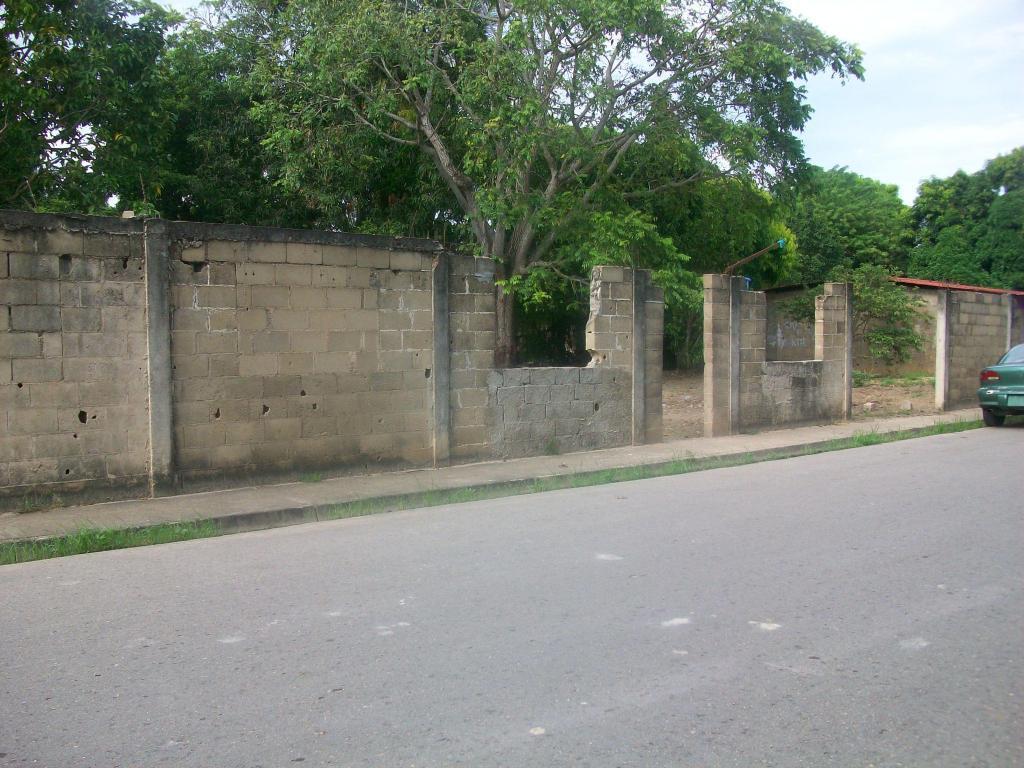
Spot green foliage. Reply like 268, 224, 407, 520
909, 147, 1024, 289
787, 165, 911, 284
235, 0, 861, 359
780, 264, 924, 366
1, 0, 177, 208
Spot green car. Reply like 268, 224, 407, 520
978, 343, 1024, 426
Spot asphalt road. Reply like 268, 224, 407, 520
2, 428, 1022, 768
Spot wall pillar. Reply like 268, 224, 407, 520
815, 282, 853, 420
631, 270, 647, 445
143, 219, 174, 493
934, 290, 951, 410
703, 274, 742, 436
431, 252, 451, 466
643, 283, 665, 443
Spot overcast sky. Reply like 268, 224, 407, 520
164, 0, 1023, 203
783, 0, 1024, 201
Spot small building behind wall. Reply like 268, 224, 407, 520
703, 274, 852, 436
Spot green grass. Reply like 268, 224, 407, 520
853, 370, 935, 388
0, 418, 981, 566
0, 520, 218, 566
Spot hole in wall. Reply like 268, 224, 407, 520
214, 408, 221, 419
594, 402, 600, 412
122, 257, 129, 270
91, 414, 96, 420
65, 469, 71, 476
312, 403, 318, 411
16, 382, 23, 389
190, 262, 206, 274
300, 390, 306, 397
262, 404, 270, 415
59, 254, 72, 276
73, 433, 78, 439
78, 410, 87, 424
424, 368, 431, 379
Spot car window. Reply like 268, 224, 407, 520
1000, 344, 1024, 364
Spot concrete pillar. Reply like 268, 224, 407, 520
816, 282, 853, 420
1006, 294, 1015, 352
934, 290, 951, 411
431, 252, 451, 466
143, 219, 174, 493
643, 284, 665, 443
631, 270, 647, 445
703, 274, 742, 436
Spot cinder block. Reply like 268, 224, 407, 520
193, 286, 235, 309
246, 242, 287, 263
279, 353, 315, 375
9, 407, 59, 435
390, 251, 426, 271
286, 242, 323, 265
9, 252, 57, 280
268, 309, 309, 331
239, 354, 279, 377
0, 279, 38, 304
355, 247, 390, 269
251, 286, 291, 307
322, 245, 358, 267
36, 228, 83, 256
80, 283, 126, 307
11, 305, 60, 332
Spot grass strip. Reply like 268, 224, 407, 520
0, 419, 981, 566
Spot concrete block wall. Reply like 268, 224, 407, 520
704, 275, 852, 435
2, 211, 663, 504
765, 287, 939, 375
0, 212, 151, 498
165, 223, 441, 479
936, 289, 1013, 409
484, 265, 663, 459
447, 253, 497, 461
486, 366, 630, 458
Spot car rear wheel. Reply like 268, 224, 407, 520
982, 408, 1005, 427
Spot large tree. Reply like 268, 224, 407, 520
909, 147, 1024, 288
786, 165, 911, 285
233, 0, 861, 364
0, 0, 174, 208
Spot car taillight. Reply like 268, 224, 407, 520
980, 369, 1000, 383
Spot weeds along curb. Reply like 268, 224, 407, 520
0, 419, 981, 565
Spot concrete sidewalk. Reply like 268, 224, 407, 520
0, 409, 978, 543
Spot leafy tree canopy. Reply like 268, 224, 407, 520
231, 0, 862, 362
0, 0, 176, 208
909, 146, 1024, 289
786, 165, 910, 285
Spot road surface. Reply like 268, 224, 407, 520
2, 428, 1022, 767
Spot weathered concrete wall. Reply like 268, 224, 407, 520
2, 211, 663, 504
765, 286, 938, 374
487, 265, 664, 458
1, 213, 152, 499
704, 275, 851, 435
1013, 296, 1024, 346
165, 223, 440, 480
936, 289, 1014, 409
486, 366, 630, 457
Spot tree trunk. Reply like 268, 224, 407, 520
494, 282, 517, 369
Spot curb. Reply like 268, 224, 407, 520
4, 419, 981, 552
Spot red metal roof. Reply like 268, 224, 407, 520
891, 276, 1024, 297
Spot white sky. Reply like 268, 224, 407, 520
164, 0, 1023, 203
784, 0, 1024, 202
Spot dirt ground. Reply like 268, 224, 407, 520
661, 369, 939, 440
